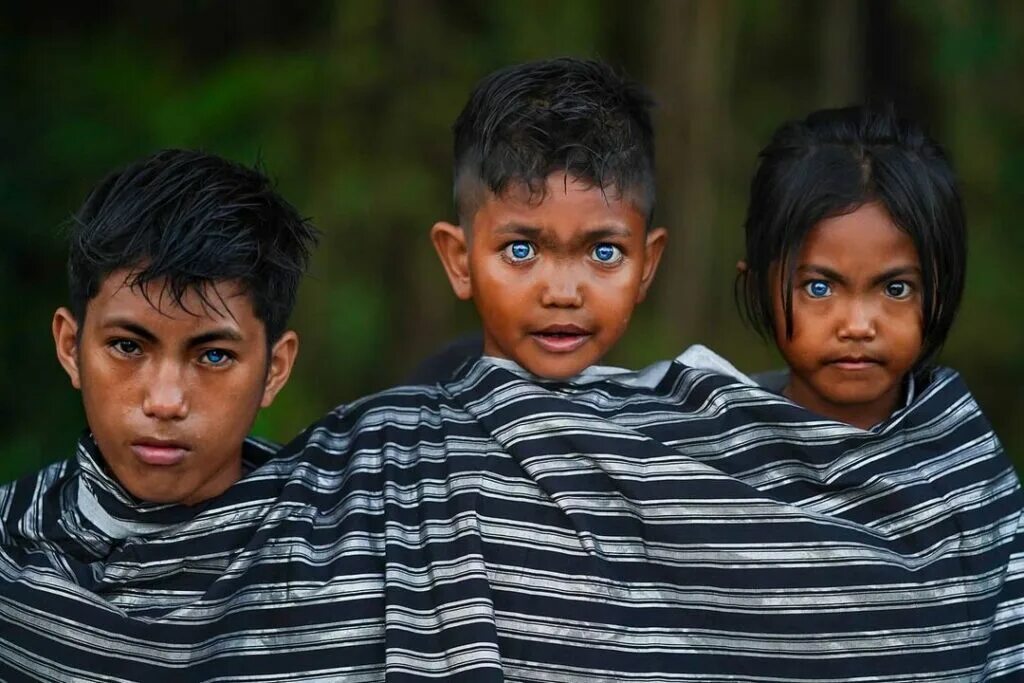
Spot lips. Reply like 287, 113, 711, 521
530, 323, 592, 353
827, 355, 882, 371
130, 438, 190, 466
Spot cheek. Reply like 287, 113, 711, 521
80, 354, 134, 415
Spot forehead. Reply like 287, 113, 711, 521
86, 269, 258, 332
797, 203, 919, 265
472, 174, 646, 232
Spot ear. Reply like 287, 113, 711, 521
636, 227, 668, 302
53, 307, 82, 390
430, 221, 472, 300
736, 259, 749, 274
260, 330, 299, 408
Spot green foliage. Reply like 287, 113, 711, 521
1, 1, 1021, 480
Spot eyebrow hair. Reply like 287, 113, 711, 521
103, 318, 244, 346
870, 266, 922, 285
188, 329, 245, 346
583, 226, 633, 241
492, 223, 633, 244
796, 264, 922, 287
493, 223, 543, 239
795, 265, 847, 285
103, 320, 158, 343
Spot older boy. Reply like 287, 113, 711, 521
0, 150, 326, 678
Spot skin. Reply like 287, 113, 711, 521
432, 173, 666, 379
769, 202, 924, 429
53, 270, 298, 505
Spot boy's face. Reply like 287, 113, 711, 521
433, 174, 666, 379
771, 202, 923, 428
52, 270, 297, 505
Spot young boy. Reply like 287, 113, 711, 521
430, 57, 666, 381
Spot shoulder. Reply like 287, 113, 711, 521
0, 458, 77, 543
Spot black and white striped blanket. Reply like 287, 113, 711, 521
1, 358, 1021, 681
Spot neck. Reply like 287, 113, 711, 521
783, 380, 902, 431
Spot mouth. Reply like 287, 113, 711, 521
130, 438, 191, 466
530, 324, 592, 353
827, 355, 883, 371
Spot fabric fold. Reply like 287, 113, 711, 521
1, 358, 1021, 681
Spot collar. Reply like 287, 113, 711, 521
480, 356, 672, 390
73, 432, 276, 541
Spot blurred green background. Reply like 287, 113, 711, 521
2, 1, 1022, 482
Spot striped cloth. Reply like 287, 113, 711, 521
1, 358, 1021, 681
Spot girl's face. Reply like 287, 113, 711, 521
771, 202, 924, 430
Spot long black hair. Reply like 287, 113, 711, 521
737, 105, 966, 366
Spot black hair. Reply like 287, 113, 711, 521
452, 57, 656, 224
737, 105, 966, 367
68, 149, 319, 343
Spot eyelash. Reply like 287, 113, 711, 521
591, 243, 624, 264
199, 349, 235, 367
110, 339, 142, 356
884, 280, 914, 299
108, 340, 235, 367
799, 279, 917, 300
501, 241, 626, 265
502, 240, 536, 263
802, 279, 832, 298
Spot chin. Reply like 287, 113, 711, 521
820, 385, 893, 407
522, 359, 589, 380
123, 484, 184, 504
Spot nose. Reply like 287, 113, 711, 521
142, 361, 189, 420
540, 264, 584, 308
837, 298, 877, 341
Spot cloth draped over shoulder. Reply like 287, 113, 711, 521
1, 356, 1022, 682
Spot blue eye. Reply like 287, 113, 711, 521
885, 281, 912, 299
804, 280, 832, 298
201, 349, 231, 366
592, 243, 622, 264
504, 241, 536, 262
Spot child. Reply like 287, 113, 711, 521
736, 105, 965, 429
51, 149, 315, 505
0, 150, 320, 678
430, 57, 667, 380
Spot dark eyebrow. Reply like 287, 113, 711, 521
583, 226, 633, 241
103, 319, 157, 342
796, 265, 847, 285
102, 319, 243, 346
188, 329, 244, 347
871, 266, 922, 285
493, 223, 542, 239
492, 223, 633, 245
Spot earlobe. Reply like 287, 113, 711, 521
430, 221, 473, 300
261, 331, 299, 408
637, 227, 668, 302
52, 307, 82, 390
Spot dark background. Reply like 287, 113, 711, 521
2, 1, 1022, 481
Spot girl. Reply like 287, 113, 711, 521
736, 105, 966, 429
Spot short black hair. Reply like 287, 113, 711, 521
737, 105, 966, 367
68, 149, 318, 343
452, 57, 656, 224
